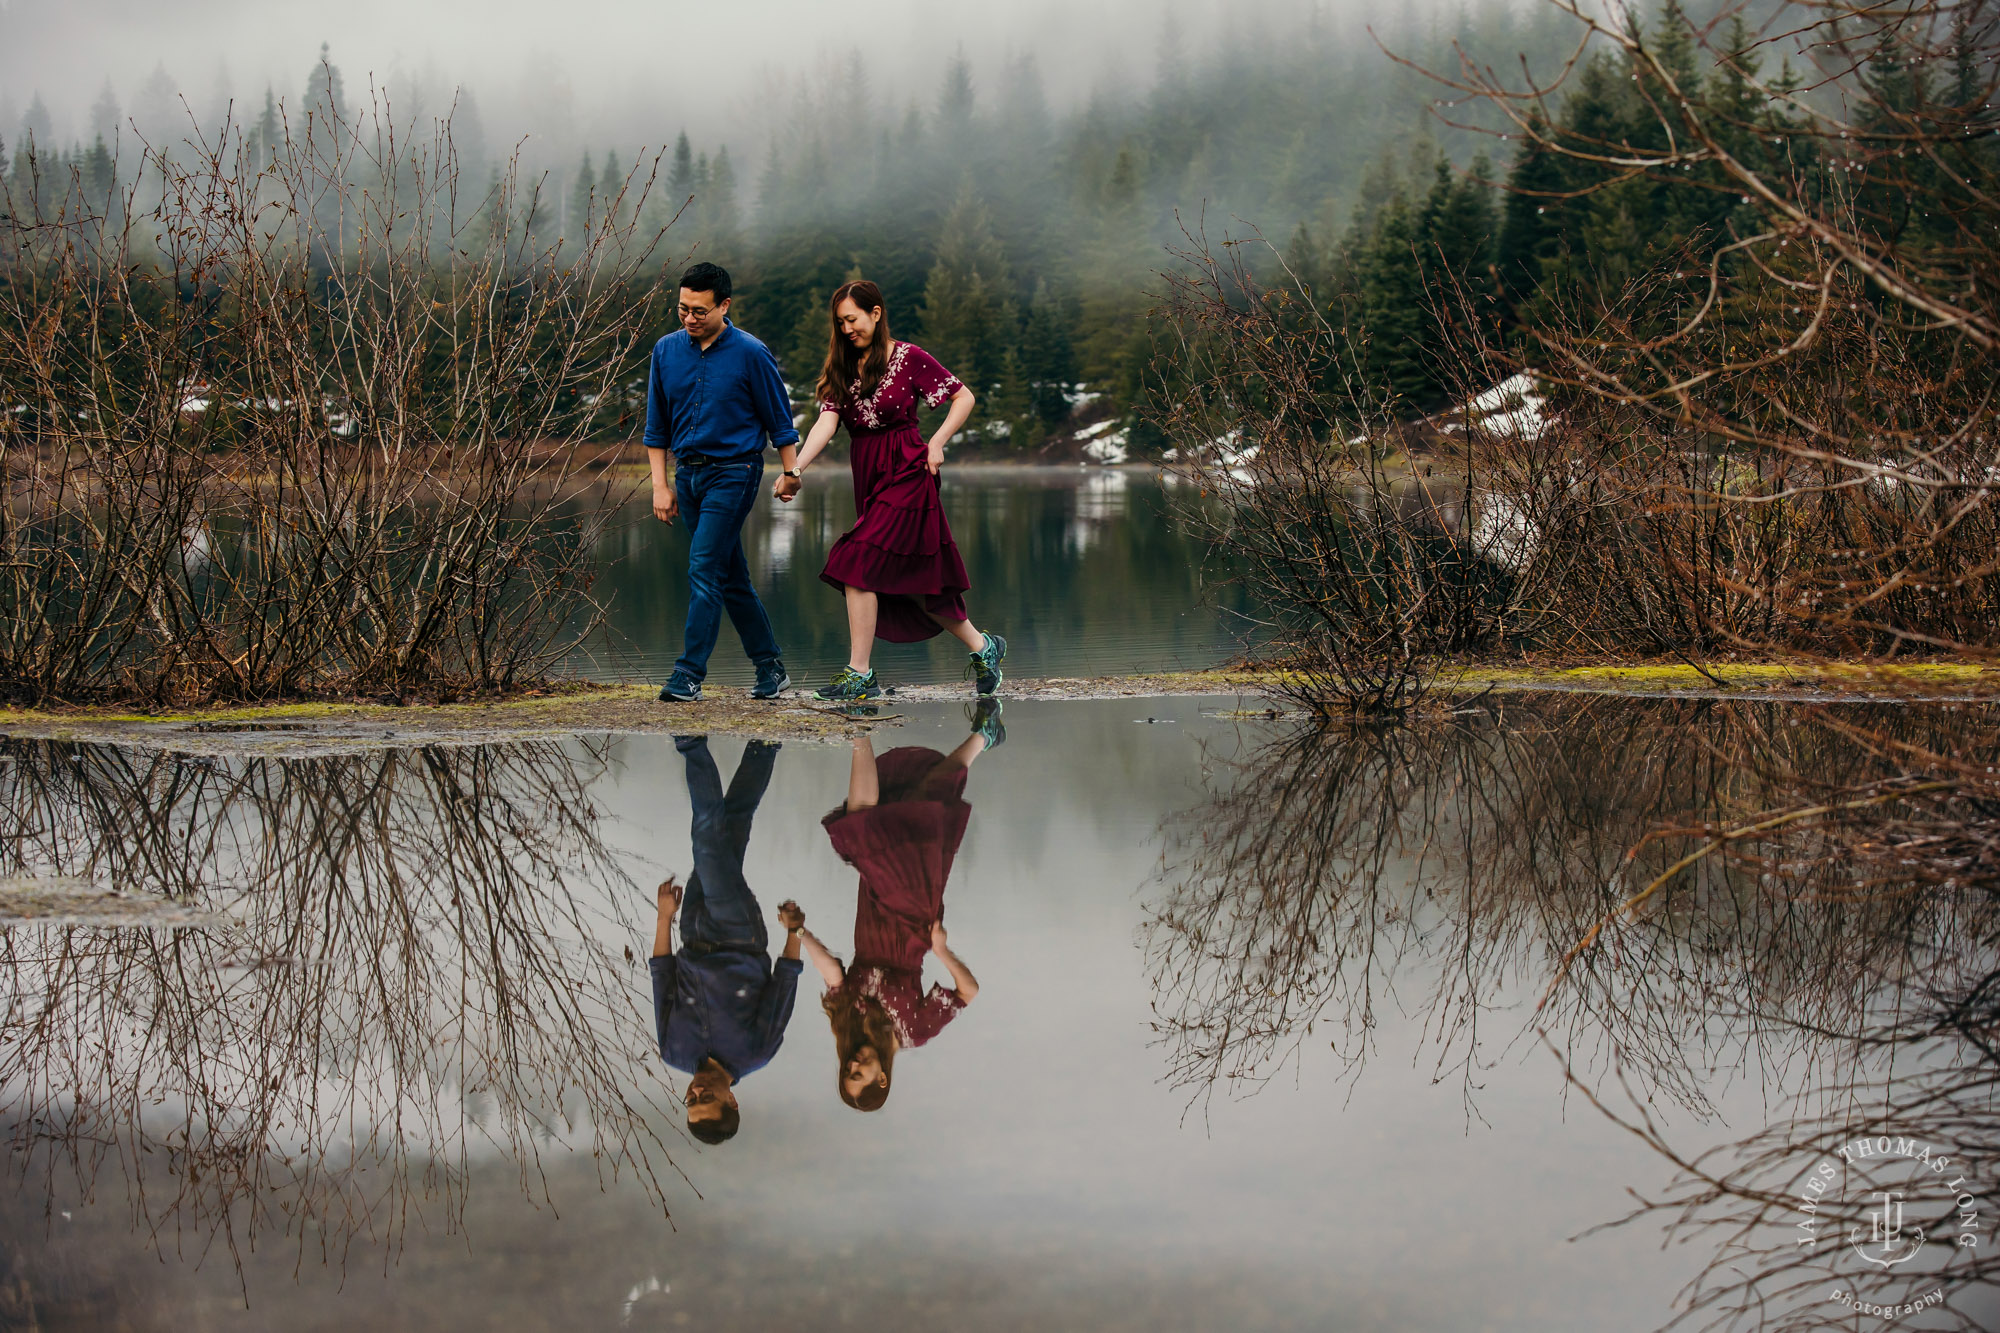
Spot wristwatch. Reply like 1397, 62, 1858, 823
783, 467, 803, 479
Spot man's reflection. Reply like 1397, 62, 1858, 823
649, 736, 806, 1145
795, 699, 1003, 1111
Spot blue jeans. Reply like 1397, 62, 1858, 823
677, 736, 778, 952
674, 458, 782, 683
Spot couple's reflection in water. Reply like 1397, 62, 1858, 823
652, 698, 1002, 1137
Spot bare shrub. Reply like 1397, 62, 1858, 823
1145, 699, 1999, 1113
1146, 697, 2000, 1325
0, 735, 676, 1284
0, 90, 674, 705
1151, 231, 1501, 714
1408, 0, 2000, 661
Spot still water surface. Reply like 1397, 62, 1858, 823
4, 696, 1994, 1330
570, 467, 1257, 687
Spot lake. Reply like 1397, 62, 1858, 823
568, 466, 1259, 689
3, 694, 1994, 1331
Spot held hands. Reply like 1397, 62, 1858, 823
777, 900, 806, 932
652, 483, 678, 524
773, 472, 802, 503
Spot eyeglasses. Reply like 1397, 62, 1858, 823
678, 304, 716, 321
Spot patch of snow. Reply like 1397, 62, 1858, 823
1468, 373, 1537, 416
984, 419, 1012, 440
1471, 494, 1539, 572
1480, 404, 1549, 441
1083, 429, 1129, 464
1461, 374, 1551, 441
1075, 418, 1121, 441
1064, 382, 1101, 409
1161, 447, 1179, 462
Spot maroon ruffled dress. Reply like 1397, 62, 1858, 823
818, 342, 972, 643
821, 747, 972, 1048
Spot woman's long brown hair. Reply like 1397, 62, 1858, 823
814, 279, 893, 409
823, 989, 898, 1111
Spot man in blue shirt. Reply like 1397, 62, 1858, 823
644, 262, 802, 702
650, 736, 804, 1145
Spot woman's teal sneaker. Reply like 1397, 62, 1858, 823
968, 697, 1006, 750
814, 667, 883, 702
967, 632, 1007, 696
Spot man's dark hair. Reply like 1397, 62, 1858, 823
678, 262, 732, 302
688, 1105, 740, 1145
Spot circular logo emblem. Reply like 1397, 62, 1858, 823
1795, 1134, 1984, 1320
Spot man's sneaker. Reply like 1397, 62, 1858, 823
752, 660, 791, 700
814, 667, 883, 702
967, 631, 1007, 696
658, 671, 702, 703
968, 697, 1006, 750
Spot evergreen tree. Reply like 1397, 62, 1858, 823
1353, 190, 1428, 400
1646, 2, 1700, 97
938, 48, 975, 151
302, 43, 347, 163
132, 63, 181, 142
1420, 156, 1499, 337
89, 81, 121, 149
600, 149, 622, 228
252, 87, 281, 171
21, 94, 52, 152
668, 131, 695, 206
83, 136, 115, 215
919, 184, 1016, 404
1020, 279, 1078, 430
707, 145, 741, 255
569, 151, 596, 239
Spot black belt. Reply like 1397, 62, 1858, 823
676, 453, 750, 467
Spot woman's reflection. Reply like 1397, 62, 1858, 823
795, 699, 1003, 1110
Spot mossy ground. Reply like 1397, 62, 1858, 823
1, 661, 1990, 756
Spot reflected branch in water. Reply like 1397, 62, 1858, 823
0, 736, 678, 1293
1562, 706, 2000, 1333
1145, 698, 2000, 1131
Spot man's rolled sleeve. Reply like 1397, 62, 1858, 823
642, 345, 673, 451
749, 346, 801, 451
751, 955, 803, 1061
649, 953, 679, 1061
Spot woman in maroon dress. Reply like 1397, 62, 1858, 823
773, 279, 1008, 703
796, 703, 1002, 1110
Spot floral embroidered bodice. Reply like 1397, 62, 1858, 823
821, 341, 965, 435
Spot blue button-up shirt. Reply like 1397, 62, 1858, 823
650, 950, 802, 1080
642, 321, 800, 460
